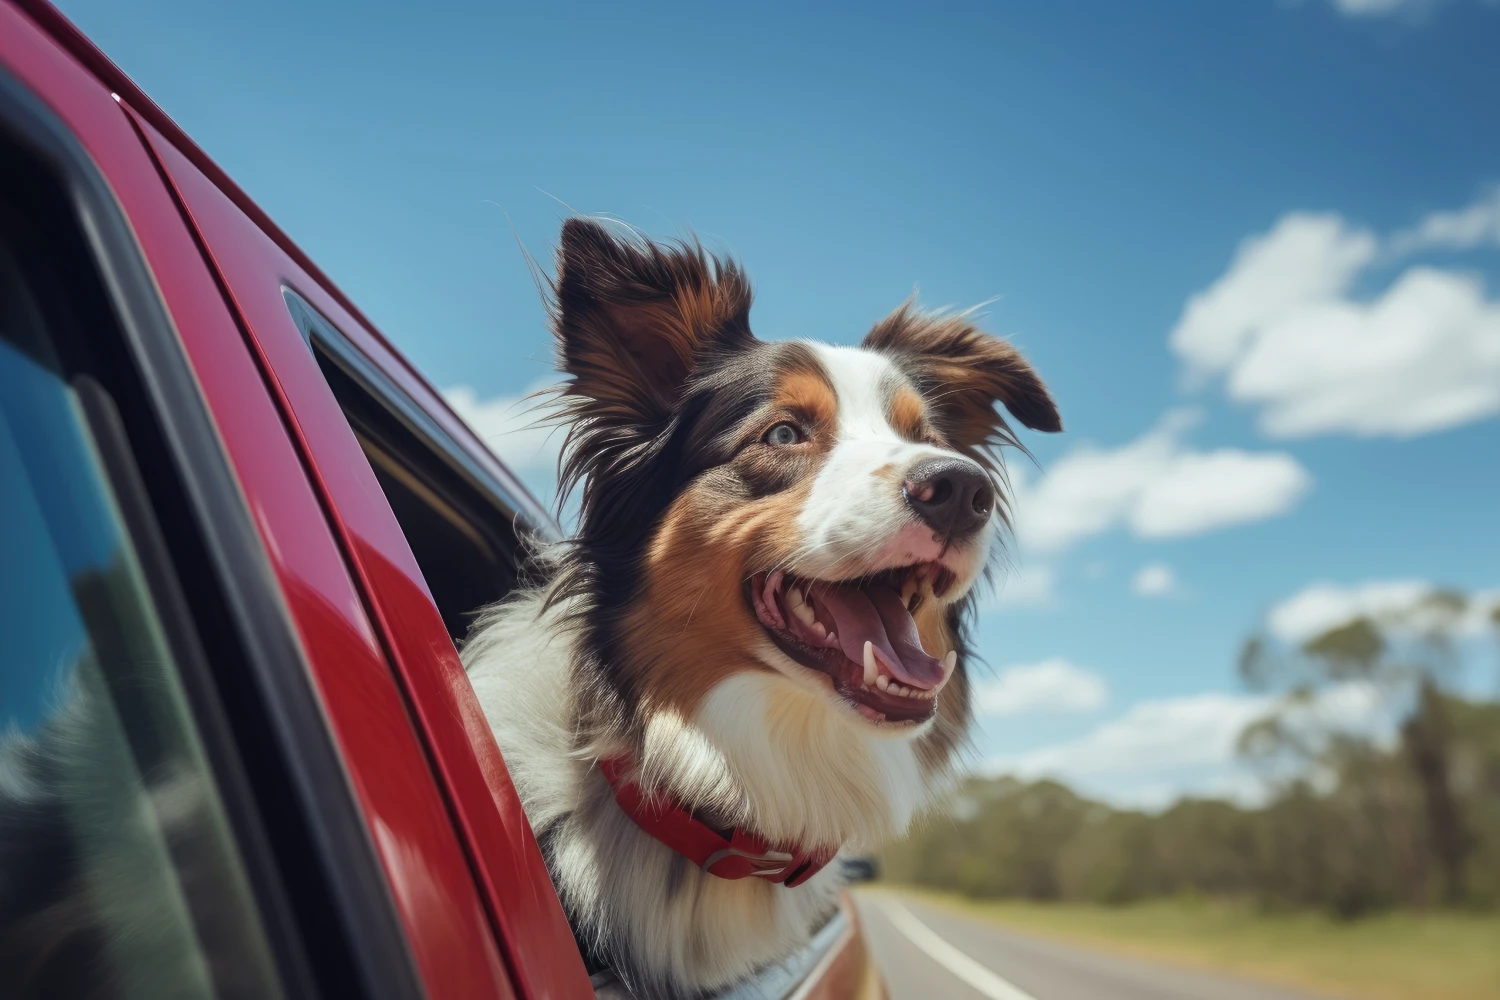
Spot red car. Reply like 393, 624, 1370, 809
0, 3, 878, 997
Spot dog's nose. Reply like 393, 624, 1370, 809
903, 457, 994, 541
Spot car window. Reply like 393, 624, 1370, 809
0, 236, 283, 999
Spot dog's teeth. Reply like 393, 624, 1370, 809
825, 631, 839, 647
786, 585, 804, 609
875, 674, 890, 692
791, 600, 815, 626
862, 641, 877, 687
810, 620, 827, 639
943, 650, 958, 675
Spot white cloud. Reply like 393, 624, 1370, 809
1131, 563, 1178, 597
1131, 448, 1312, 537
1388, 187, 1500, 256
987, 682, 1392, 809
443, 381, 566, 506
1012, 410, 1311, 552
1172, 197, 1500, 439
1268, 579, 1431, 642
986, 562, 1057, 610
989, 691, 1272, 807
1288, 680, 1389, 735
1330, 0, 1426, 16
1230, 269, 1500, 438
1268, 579, 1500, 642
975, 659, 1108, 717
1172, 214, 1377, 380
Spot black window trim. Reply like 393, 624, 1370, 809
0, 61, 425, 1000
283, 287, 561, 546
71, 374, 311, 999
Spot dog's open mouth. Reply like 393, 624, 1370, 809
747, 565, 958, 724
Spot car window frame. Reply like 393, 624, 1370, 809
284, 287, 560, 548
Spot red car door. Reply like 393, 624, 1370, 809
115, 71, 589, 1000
1, 3, 581, 998
0, 6, 432, 1000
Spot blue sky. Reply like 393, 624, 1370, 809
56, 0, 1500, 807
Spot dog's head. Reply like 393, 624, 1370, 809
550, 219, 1059, 753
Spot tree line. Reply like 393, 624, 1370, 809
883, 592, 1500, 918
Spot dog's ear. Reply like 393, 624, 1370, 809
864, 303, 1061, 462
553, 218, 754, 426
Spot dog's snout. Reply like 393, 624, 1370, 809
903, 457, 994, 541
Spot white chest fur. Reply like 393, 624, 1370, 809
464, 591, 933, 994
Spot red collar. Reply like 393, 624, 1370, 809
598, 755, 837, 888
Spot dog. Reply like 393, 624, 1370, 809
463, 218, 1061, 998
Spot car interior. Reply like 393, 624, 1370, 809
291, 292, 529, 645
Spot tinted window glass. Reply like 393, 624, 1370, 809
0, 239, 283, 999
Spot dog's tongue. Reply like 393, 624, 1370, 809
814, 582, 945, 689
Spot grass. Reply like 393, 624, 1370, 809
873, 886, 1500, 1000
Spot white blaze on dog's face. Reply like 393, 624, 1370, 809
551, 219, 1061, 752
793, 344, 994, 590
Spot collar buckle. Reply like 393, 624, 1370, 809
702, 846, 796, 879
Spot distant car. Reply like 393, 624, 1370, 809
0, 3, 881, 997
842, 857, 881, 884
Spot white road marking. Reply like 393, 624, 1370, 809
878, 899, 1039, 1000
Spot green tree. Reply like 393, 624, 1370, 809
1239, 590, 1494, 908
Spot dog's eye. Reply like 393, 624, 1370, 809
764, 422, 804, 447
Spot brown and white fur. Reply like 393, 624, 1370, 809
463, 219, 1061, 999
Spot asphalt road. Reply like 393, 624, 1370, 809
854, 894, 1329, 1000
